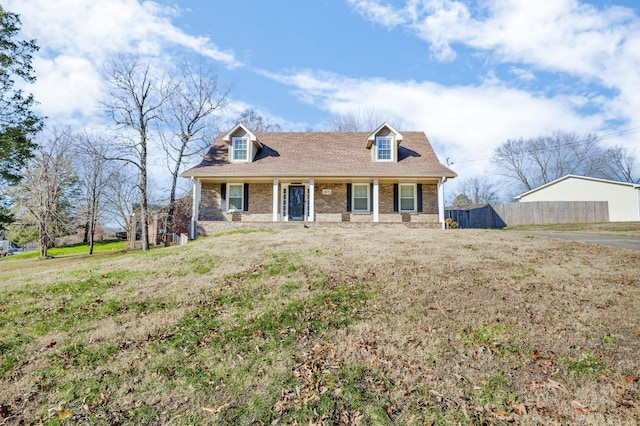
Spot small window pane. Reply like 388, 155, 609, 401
354, 198, 368, 210
400, 185, 414, 197
233, 138, 248, 161
228, 185, 242, 197
400, 198, 414, 211
354, 185, 367, 197
377, 138, 391, 160
229, 198, 242, 210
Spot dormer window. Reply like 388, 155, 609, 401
223, 123, 262, 163
376, 137, 392, 161
232, 137, 248, 162
367, 122, 403, 163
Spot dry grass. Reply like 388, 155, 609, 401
505, 221, 640, 235
0, 227, 638, 425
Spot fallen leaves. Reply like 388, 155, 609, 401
623, 375, 640, 384
201, 403, 230, 414
273, 343, 339, 417
57, 410, 72, 419
571, 400, 590, 415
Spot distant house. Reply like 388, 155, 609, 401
130, 196, 192, 245
515, 175, 640, 222
182, 122, 456, 237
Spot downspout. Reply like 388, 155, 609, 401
190, 177, 200, 240
438, 177, 447, 229
636, 186, 640, 222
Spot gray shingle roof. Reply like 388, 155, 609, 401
182, 131, 456, 179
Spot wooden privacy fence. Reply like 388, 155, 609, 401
446, 201, 609, 228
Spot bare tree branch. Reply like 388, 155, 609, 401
101, 56, 171, 251
159, 60, 230, 245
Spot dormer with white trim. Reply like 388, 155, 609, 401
223, 123, 262, 163
366, 122, 403, 163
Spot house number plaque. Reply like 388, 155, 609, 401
322, 189, 331, 195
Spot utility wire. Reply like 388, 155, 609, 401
449, 126, 640, 165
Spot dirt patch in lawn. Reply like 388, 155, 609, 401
1, 227, 638, 425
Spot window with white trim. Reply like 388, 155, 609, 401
399, 184, 416, 212
352, 184, 369, 212
376, 137, 392, 161
228, 183, 244, 211
231, 137, 248, 162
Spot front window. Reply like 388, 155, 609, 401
228, 183, 243, 211
352, 184, 369, 212
376, 137, 392, 161
232, 137, 248, 161
399, 184, 416, 212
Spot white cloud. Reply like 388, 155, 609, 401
7, 0, 239, 66
508, 67, 535, 82
342, 0, 640, 171
356, 1, 638, 81
347, 0, 409, 29
265, 68, 611, 178
5, 0, 239, 126
31, 55, 102, 123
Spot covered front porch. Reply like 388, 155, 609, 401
189, 177, 448, 238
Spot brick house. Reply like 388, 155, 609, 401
182, 122, 456, 237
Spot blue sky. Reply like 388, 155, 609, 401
6, 0, 640, 195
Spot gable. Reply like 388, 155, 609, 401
222, 123, 262, 163
516, 175, 639, 201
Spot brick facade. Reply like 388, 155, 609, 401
198, 182, 440, 223
314, 183, 347, 214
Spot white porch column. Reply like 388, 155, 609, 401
272, 179, 279, 222
190, 178, 201, 239
438, 177, 446, 229
373, 179, 379, 222
308, 179, 315, 222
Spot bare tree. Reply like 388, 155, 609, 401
9, 128, 78, 258
492, 132, 604, 192
602, 145, 638, 183
102, 57, 170, 251
160, 61, 229, 245
103, 163, 139, 240
329, 109, 404, 132
457, 177, 499, 204
231, 108, 282, 131
71, 131, 116, 254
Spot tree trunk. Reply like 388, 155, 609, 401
88, 213, 96, 255
140, 131, 149, 251
39, 222, 48, 258
164, 174, 178, 247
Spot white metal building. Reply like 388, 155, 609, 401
515, 175, 640, 222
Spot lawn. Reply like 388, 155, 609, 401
0, 227, 638, 425
505, 221, 640, 234
6, 239, 128, 259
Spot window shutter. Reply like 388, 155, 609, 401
417, 184, 423, 212
393, 184, 398, 212
220, 183, 226, 211
243, 183, 249, 211
370, 183, 374, 211
346, 184, 352, 212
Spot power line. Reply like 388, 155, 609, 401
449, 126, 640, 166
